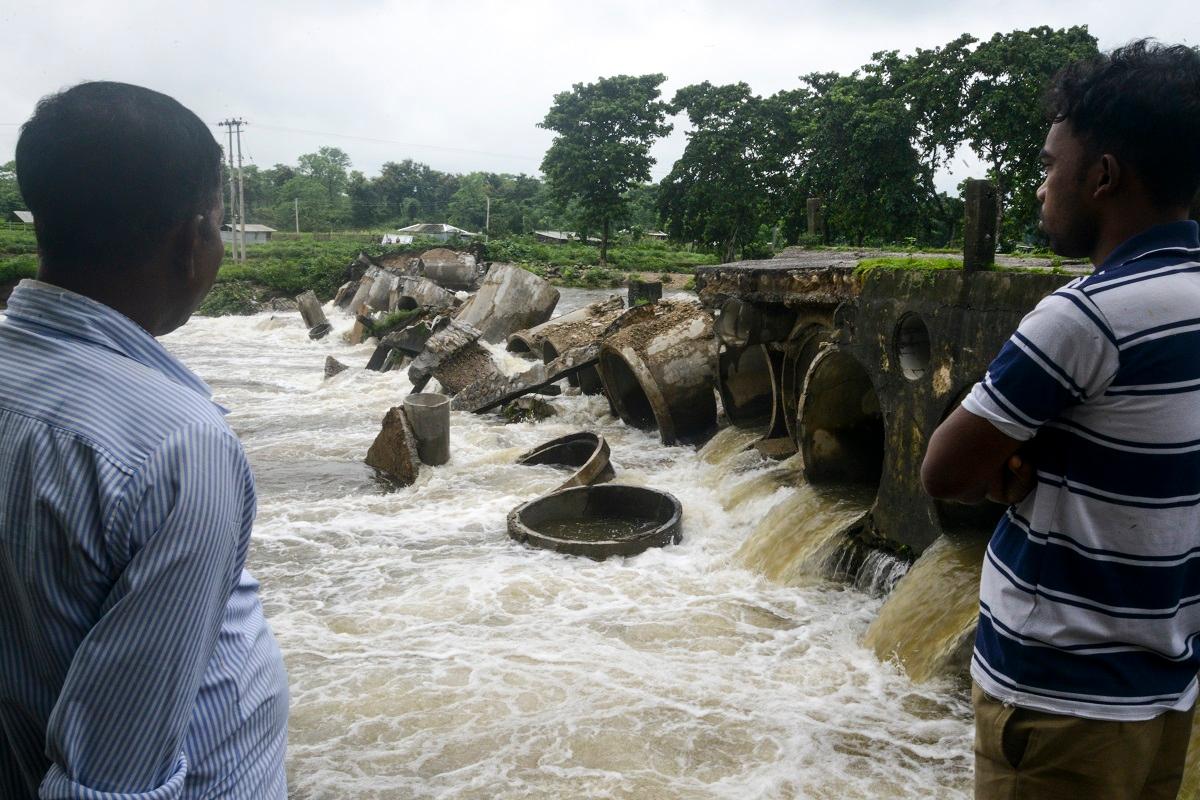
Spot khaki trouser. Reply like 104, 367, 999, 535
974, 683, 1195, 800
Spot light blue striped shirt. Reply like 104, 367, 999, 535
0, 280, 288, 798
964, 221, 1200, 721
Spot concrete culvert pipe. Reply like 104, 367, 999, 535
717, 344, 775, 429
799, 348, 885, 490
403, 392, 451, 466
716, 298, 796, 349
507, 484, 682, 560
781, 326, 832, 445
597, 300, 719, 445
516, 431, 615, 492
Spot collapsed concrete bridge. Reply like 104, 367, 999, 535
693, 250, 1081, 558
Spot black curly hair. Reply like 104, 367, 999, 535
1048, 39, 1200, 210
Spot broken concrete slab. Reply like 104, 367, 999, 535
432, 342, 502, 395
364, 406, 421, 486
419, 248, 479, 291
344, 304, 371, 345
346, 275, 376, 314
346, 251, 379, 283
454, 263, 560, 343
407, 319, 490, 393
451, 342, 601, 413
332, 281, 357, 309
380, 321, 435, 356
324, 356, 349, 379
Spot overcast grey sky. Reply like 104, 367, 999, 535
1, 1, 1195, 193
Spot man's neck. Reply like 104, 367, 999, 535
36, 264, 173, 335
1090, 207, 1190, 267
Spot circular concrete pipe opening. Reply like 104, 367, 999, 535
507, 484, 683, 560
506, 332, 538, 355
894, 312, 931, 381
934, 386, 1007, 535
598, 348, 657, 430
781, 326, 832, 444
799, 349, 885, 492
717, 344, 774, 429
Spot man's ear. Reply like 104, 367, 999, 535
171, 214, 204, 280
1092, 153, 1122, 200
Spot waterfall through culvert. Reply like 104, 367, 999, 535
158, 291, 976, 799
864, 534, 990, 685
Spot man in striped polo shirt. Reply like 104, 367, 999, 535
923, 42, 1200, 798
1, 84, 287, 797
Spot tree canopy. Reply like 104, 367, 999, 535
539, 73, 673, 261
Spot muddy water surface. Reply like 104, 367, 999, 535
164, 290, 973, 799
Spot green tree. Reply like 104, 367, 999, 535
277, 175, 343, 231
447, 172, 490, 233
0, 161, 24, 219
658, 82, 772, 261
539, 73, 673, 262
797, 71, 929, 246
297, 146, 352, 202
961, 26, 1098, 244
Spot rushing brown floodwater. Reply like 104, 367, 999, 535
163, 289, 976, 799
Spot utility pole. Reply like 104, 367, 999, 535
294, 197, 300, 234
221, 123, 237, 259
218, 118, 248, 262
485, 195, 490, 240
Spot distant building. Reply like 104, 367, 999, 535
645, 230, 669, 240
220, 223, 276, 244
12, 210, 33, 224
396, 223, 479, 242
534, 230, 601, 245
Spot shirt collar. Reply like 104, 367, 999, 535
1098, 220, 1200, 272
5, 279, 216, 404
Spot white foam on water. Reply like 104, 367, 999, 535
163, 299, 973, 799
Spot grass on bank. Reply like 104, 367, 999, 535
853, 256, 963, 276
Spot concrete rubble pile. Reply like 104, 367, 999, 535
306, 247, 724, 456
506, 295, 625, 395
452, 296, 691, 414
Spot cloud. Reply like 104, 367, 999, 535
1, 0, 1194, 193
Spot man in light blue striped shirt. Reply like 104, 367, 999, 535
1, 83, 287, 798
923, 42, 1200, 798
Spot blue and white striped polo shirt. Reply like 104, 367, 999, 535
964, 220, 1200, 721
0, 280, 288, 798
